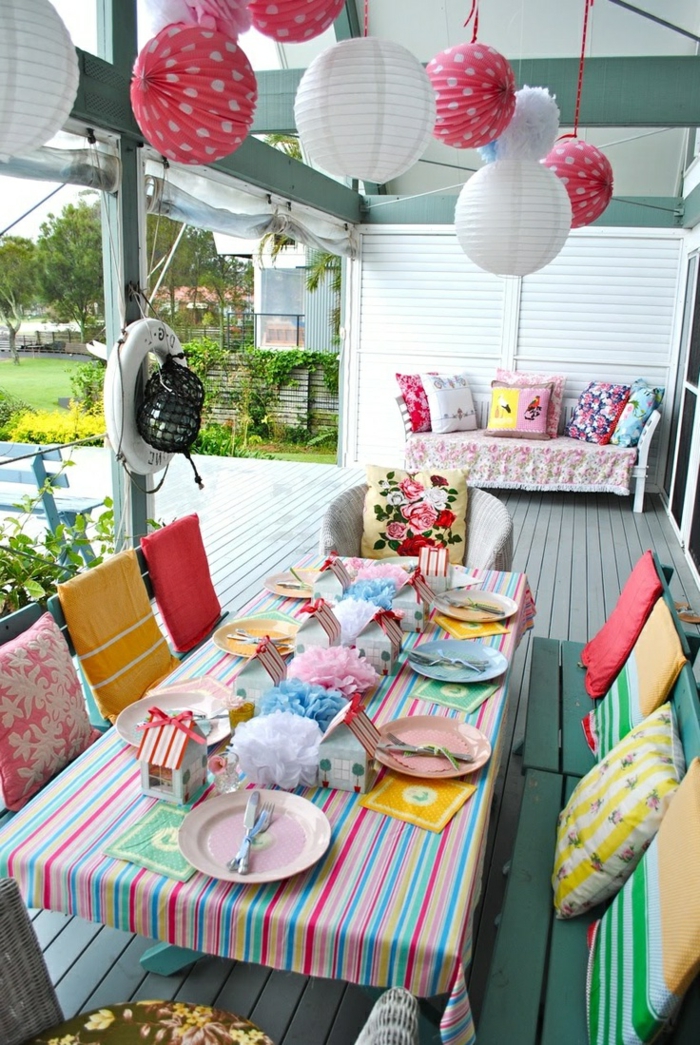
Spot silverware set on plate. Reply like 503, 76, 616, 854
228, 792, 275, 874
376, 730, 474, 769
406, 647, 490, 672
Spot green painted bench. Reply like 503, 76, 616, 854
476, 558, 700, 1043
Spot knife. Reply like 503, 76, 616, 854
234, 791, 260, 874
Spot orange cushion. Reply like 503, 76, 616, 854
581, 550, 663, 699
140, 514, 221, 653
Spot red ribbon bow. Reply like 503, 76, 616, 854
320, 554, 338, 572
137, 705, 207, 744
299, 598, 327, 616
406, 567, 425, 588
373, 608, 403, 627
345, 693, 365, 722
255, 637, 273, 656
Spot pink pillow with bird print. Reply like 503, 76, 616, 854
485, 384, 552, 439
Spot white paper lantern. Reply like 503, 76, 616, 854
455, 160, 572, 277
0, 0, 79, 162
294, 38, 436, 184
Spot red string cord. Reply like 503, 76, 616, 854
464, 0, 479, 42
363, 0, 369, 37
571, 0, 594, 137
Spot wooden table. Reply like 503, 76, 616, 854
0, 567, 534, 1045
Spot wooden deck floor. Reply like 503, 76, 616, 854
19, 460, 700, 1043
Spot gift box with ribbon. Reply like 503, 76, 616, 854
294, 598, 342, 654
317, 695, 382, 793
312, 553, 353, 601
136, 706, 208, 805
392, 567, 435, 633
418, 545, 451, 594
356, 608, 404, 675
233, 637, 287, 712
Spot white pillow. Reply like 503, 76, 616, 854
420, 372, 477, 434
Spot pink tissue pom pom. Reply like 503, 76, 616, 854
289, 645, 379, 696
143, 0, 252, 39
354, 562, 410, 587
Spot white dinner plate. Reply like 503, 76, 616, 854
375, 716, 491, 778
178, 789, 332, 884
406, 640, 508, 683
432, 589, 519, 623
115, 678, 232, 747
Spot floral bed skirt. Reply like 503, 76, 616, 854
405, 430, 638, 497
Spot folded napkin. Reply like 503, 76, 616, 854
140, 514, 222, 653
105, 803, 196, 881
432, 614, 508, 639
411, 677, 499, 714
360, 772, 476, 832
58, 549, 179, 723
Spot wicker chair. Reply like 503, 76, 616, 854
355, 987, 419, 1045
319, 484, 514, 572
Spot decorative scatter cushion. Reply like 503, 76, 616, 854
360, 465, 468, 564
552, 703, 684, 920
609, 378, 664, 447
587, 757, 700, 1045
566, 381, 631, 444
582, 600, 686, 759
419, 372, 477, 434
495, 367, 566, 438
581, 550, 663, 699
396, 373, 432, 433
485, 384, 551, 439
0, 613, 100, 811
140, 513, 222, 653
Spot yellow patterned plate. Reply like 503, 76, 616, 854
212, 617, 298, 658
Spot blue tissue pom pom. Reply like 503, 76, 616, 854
259, 678, 348, 733
478, 140, 499, 164
338, 578, 397, 609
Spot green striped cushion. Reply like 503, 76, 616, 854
587, 758, 700, 1044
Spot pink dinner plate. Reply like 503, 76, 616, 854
178, 789, 331, 884
375, 716, 491, 779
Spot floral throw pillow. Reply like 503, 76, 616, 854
495, 368, 565, 438
566, 381, 631, 444
0, 612, 100, 811
396, 373, 432, 433
360, 465, 468, 564
609, 378, 664, 447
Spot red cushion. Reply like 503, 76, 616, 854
581, 550, 663, 698
140, 514, 221, 654
396, 373, 432, 432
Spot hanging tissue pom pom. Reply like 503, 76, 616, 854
332, 598, 380, 644
259, 678, 348, 733
490, 86, 561, 162
231, 711, 321, 789
338, 578, 398, 609
143, 0, 252, 39
289, 645, 379, 696
543, 138, 614, 228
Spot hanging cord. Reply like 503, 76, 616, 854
147, 158, 170, 293
464, 0, 479, 41
559, 0, 595, 141
363, 0, 368, 36
0, 185, 66, 239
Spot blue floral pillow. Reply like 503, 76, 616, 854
610, 379, 664, 447
566, 382, 631, 445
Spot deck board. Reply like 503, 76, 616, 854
6, 459, 700, 1044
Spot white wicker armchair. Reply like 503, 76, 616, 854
319, 485, 514, 572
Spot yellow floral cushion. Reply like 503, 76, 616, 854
360, 465, 468, 564
552, 703, 685, 919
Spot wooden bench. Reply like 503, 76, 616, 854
476, 557, 700, 1044
0, 442, 105, 539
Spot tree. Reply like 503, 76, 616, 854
36, 197, 104, 342
306, 249, 342, 346
0, 236, 38, 364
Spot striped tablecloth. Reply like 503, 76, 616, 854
0, 568, 534, 1045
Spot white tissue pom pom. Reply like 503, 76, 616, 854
142, 0, 191, 35
332, 598, 380, 643
231, 711, 322, 789
496, 86, 560, 161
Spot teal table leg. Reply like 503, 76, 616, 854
140, 942, 202, 974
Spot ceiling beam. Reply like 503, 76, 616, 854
361, 194, 683, 228
252, 56, 700, 134
70, 47, 362, 224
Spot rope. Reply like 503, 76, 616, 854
363, 0, 368, 36
560, 0, 595, 141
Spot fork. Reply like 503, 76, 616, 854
228, 802, 274, 873
408, 648, 489, 670
383, 731, 474, 763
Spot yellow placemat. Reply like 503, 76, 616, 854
411, 677, 499, 714
360, 771, 477, 832
433, 613, 508, 639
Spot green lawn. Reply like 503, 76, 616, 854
0, 358, 81, 411
267, 450, 337, 464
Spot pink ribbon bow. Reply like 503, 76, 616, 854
137, 706, 207, 744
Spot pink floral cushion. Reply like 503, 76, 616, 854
396, 373, 431, 433
495, 368, 566, 439
0, 612, 100, 811
566, 382, 631, 445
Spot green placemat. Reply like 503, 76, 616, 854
248, 610, 297, 624
411, 677, 499, 714
105, 803, 196, 881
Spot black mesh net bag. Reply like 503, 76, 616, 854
136, 355, 205, 487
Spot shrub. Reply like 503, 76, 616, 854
0, 387, 33, 438
192, 422, 273, 459
5, 407, 105, 445
69, 360, 105, 415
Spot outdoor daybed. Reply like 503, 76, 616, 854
398, 393, 661, 513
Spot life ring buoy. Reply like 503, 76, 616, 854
104, 318, 188, 475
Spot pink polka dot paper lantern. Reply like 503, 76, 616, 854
427, 42, 516, 149
131, 24, 257, 165
544, 139, 614, 228
249, 0, 346, 42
